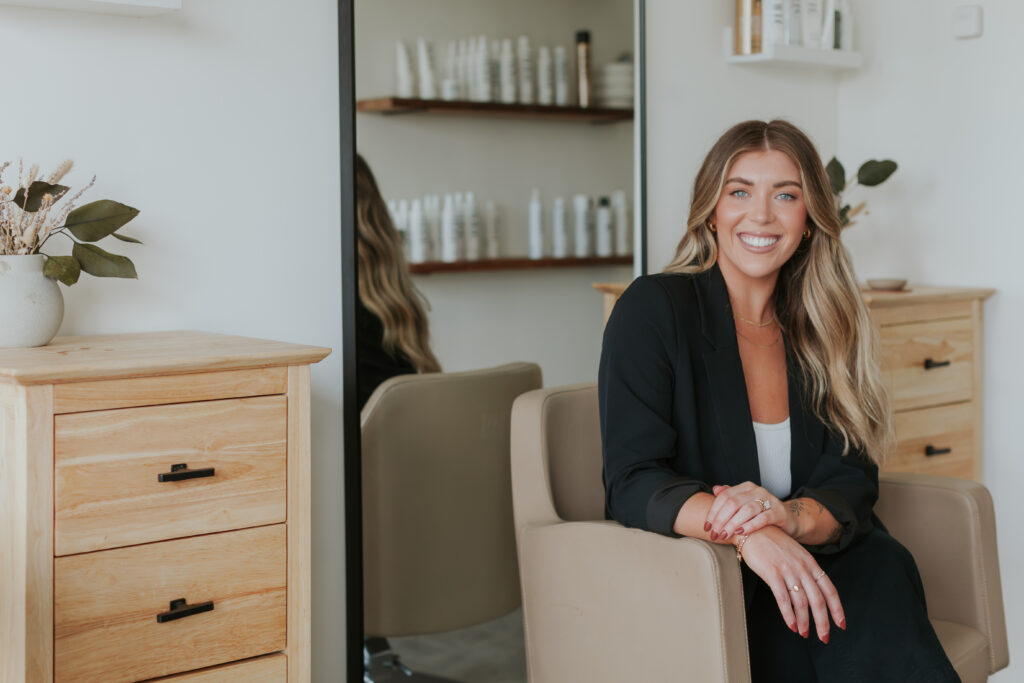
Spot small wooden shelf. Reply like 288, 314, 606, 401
0, 0, 180, 15
357, 97, 634, 123
410, 255, 633, 275
723, 27, 863, 69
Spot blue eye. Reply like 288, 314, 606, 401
777, 192, 797, 201
731, 189, 750, 198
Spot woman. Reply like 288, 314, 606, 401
356, 154, 441, 410
599, 120, 958, 682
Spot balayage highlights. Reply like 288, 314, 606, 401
356, 154, 441, 375
664, 120, 892, 464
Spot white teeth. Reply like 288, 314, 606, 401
740, 234, 779, 248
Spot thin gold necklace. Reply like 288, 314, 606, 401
734, 312, 778, 328
736, 327, 782, 349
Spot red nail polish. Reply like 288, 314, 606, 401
736, 527, 744, 535
789, 623, 797, 633
801, 631, 808, 639
839, 619, 847, 631
821, 633, 829, 645
710, 531, 718, 541
704, 522, 711, 532
721, 531, 730, 540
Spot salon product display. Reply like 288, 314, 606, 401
388, 189, 630, 265
393, 30, 628, 109
388, 191, 500, 264
737, 0, 854, 54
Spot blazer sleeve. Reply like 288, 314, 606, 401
599, 277, 711, 537
791, 430, 879, 555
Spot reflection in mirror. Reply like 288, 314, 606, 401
355, 1, 637, 680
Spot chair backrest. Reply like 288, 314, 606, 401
361, 362, 542, 637
511, 383, 605, 529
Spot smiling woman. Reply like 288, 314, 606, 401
599, 119, 960, 682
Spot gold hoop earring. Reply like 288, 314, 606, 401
803, 228, 811, 239
708, 221, 717, 233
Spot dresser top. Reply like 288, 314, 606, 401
859, 285, 995, 307
0, 330, 331, 385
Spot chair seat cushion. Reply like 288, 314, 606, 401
932, 619, 989, 683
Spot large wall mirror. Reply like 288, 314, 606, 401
345, 0, 645, 680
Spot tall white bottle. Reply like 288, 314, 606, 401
416, 39, 437, 99
788, 0, 803, 45
499, 39, 517, 104
425, 195, 441, 261
573, 194, 592, 257
440, 193, 458, 262
395, 42, 416, 98
611, 191, 631, 256
553, 46, 570, 106
408, 199, 427, 264
537, 46, 554, 105
528, 188, 544, 259
802, 0, 822, 48
551, 196, 568, 258
464, 191, 481, 260
595, 197, 613, 257
517, 36, 534, 104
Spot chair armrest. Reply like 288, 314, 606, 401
877, 473, 1008, 673
516, 520, 750, 683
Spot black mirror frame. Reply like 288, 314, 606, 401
339, 0, 363, 680
340, 1, 647, 679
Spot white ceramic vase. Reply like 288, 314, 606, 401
0, 254, 64, 347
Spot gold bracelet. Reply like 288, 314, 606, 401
735, 534, 749, 563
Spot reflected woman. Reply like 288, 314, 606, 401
599, 121, 959, 681
356, 154, 441, 410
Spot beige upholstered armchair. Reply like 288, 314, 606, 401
510, 383, 1008, 683
361, 362, 542, 681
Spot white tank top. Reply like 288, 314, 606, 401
752, 418, 791, 499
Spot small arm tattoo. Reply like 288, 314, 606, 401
787, 499, 806, 517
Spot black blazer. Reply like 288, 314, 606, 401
598, 264, 879, 554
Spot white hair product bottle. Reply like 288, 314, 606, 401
573, 194, 592, 257
551, 196, 568, 258
528, 188, 544, 260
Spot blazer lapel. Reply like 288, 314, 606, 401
695, 266, 762, 486
786, 344, 823, 489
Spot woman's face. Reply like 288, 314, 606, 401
711, 149, 809, 286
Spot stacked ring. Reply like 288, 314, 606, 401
754, 498, 771, 512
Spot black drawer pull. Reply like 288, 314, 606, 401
157, 598, 214, 623
924, 358, 951, 370
925, 445, 952, 457
158, 463, 215, 482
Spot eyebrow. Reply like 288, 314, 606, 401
725, 177, 803, 189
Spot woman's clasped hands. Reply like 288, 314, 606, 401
705, 482, 846, 644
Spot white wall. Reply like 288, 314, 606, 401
645, 0, 840, 271
0, 2, 346, 679
837, 1, 1023, 678
355, 0, 634, 386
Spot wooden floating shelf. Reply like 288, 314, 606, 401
723, 27, 863, 69
0, 0, 180, 15
410, 255, 633, 275
356, 97, 634, 123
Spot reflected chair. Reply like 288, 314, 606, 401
510, 383, 1009, 683
361, 362, 543, 683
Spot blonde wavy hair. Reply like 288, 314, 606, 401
665, 120, 891, 464
356, 154, 441, 374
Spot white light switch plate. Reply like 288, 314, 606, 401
952, 5, 983, 39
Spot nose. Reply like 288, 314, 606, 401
750, 192, 772, 224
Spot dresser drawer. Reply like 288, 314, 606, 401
886, 402, 976, 478
148, 654, 286, 682
54, 525, 286, 683
879, 318, 974, 411
55, 396, 287, 555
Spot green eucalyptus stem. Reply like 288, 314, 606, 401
36, 226, 83, 251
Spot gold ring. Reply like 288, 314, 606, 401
790, 584, 800, 593
754, 498, 771, 512
813, 570, 826, 581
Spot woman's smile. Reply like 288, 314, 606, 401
737, 232, 782, 251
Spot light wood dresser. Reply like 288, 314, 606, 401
594, 282, 994, 481
0, 331, 330, 683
